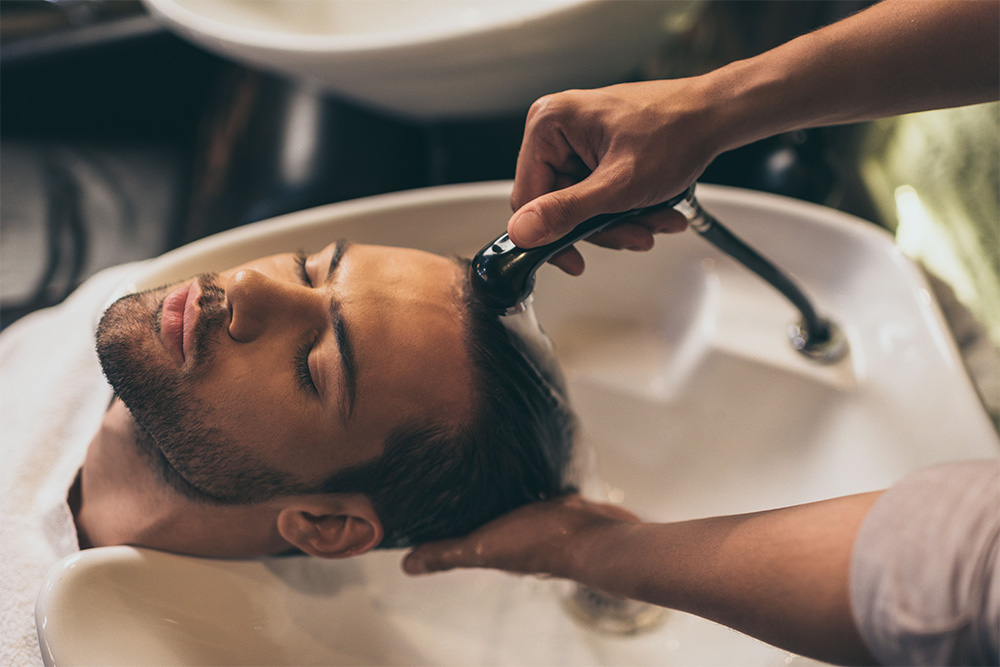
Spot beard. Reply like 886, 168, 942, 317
95, 273, 227, 413
94, 275, 269, 502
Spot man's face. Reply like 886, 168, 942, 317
96, 242, 474, 501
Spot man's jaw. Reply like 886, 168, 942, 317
95, 273, 228, 478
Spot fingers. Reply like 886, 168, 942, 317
402, 541, 468, 575
402, 495, 640, 579
509, 82, 707, 251
590, 501, 642, 524
510, 140, 629, 247
507, 179, 636, 249
584, 222, 655, 252
509, 175, 690, 249
545, 208, 689, 275
508, 184, 597, 248
548, 247, 585, 275
632, 207, 689, 235
583, 208, 688, 248
510, 93, 592, 213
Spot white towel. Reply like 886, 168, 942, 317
1, 265, 133, 666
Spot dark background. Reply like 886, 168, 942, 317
0, 0, 878, 328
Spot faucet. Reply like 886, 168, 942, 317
673, 186, 847, 363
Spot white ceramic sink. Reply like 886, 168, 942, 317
140, 0, 704, 118
37, 182, 998, 666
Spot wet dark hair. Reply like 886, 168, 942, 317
312, 259, 577, 548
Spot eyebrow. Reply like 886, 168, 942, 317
324, 241, 357, 422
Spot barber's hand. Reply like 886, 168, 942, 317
402, 495, 639, 579
508, 79, 725, 275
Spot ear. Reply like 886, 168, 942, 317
276, 495, 384, 559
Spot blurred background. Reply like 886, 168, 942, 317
1, 0, 996, 417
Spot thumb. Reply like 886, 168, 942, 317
508, 180, 613, 248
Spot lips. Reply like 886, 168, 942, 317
161, 281, 202, 365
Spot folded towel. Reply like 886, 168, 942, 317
1, 265, 133, 666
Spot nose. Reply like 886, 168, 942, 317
226, 269, 324, 342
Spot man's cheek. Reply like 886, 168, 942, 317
186, 364, 259, 420
189, 367, 295, 433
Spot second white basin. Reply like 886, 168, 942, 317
141, 0, 704, 119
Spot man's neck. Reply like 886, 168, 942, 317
66, 469, 89, 548
75, 399, 291, 557
73, 400, 168, 549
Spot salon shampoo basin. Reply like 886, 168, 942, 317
140, 0, 704, 119
36, 182, 998, 666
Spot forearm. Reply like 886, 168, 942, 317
703, 0, 1000, 153
569, 492, 884, 665
503, 0, 998, 253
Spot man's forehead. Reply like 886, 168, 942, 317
339, 243, 467, 299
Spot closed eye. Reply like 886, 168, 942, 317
294, 251, 313, 287
294, 336, 318, 394
293, 252, 318, 395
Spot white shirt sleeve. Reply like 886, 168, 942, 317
850, 459, 999, 666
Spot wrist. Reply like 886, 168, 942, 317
560, 519, 641, 593
697, 55, 802, 155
